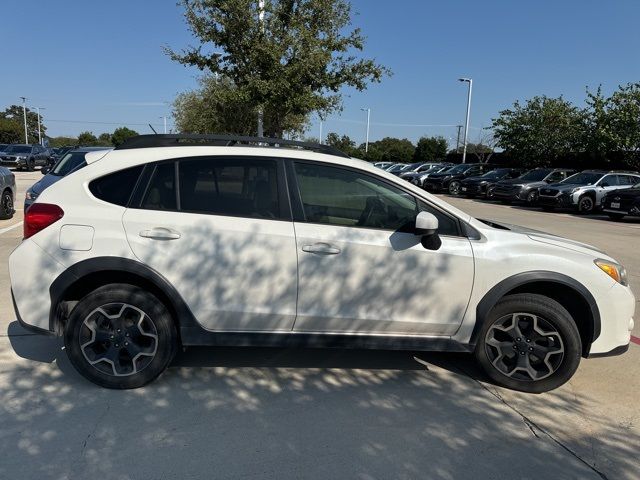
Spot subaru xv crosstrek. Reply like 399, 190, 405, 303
9, 135, 635, 392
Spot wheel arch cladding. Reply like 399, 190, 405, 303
472, 271, 600, 357
48, 257, 198, 341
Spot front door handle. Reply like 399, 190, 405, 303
301, 242, 341, 255
139, 227, 181, 240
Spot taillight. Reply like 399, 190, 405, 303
24, 203, 64, 239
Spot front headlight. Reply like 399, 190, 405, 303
570, 187, 580, 194
594, 259, 628, 286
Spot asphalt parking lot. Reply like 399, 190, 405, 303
0, 170, 638, 480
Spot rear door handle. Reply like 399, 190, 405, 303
139, 227, 181, 240
301, 242, 341, 255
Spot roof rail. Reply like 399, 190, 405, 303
115, 134, 351, 158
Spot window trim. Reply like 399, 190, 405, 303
286, 159, 465, 237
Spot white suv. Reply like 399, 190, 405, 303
9, 135, 635, 392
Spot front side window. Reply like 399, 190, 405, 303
179, 157, 280, 219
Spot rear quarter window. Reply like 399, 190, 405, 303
89, 165, 143, 206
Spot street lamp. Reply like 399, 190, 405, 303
20, 97, 28, 144
159, 116, 167, 134
35, 107, 45, 145
458, 78, 473, 164
360, 107, 371, 153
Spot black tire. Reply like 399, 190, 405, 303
486, 187, 495, 200
64, 284, 178, 389
0, 189, 14, 219
525, 190, 538, 205
475, 293, 581, 393
448, 181, 461, 195
577, 194, 595, 214
607, 212, 625, 221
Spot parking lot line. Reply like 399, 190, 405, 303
0, 222, 23, 236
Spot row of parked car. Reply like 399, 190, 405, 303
0, 143, 76, 171
374, 161, 640, 220
0, 146, 110, 220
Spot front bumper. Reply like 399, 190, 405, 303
538, 192, 573, 208
0, 158, 26, 168
460, 183, 487, 196
589, 281, 635, 356
423, 180, 445, 192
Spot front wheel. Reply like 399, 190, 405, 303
475, 293, 581, 393
448, 181, 461, 195
577, 195, 595, 214
525, 190, 538, 204
64, 284, 178, 389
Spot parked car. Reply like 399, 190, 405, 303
460, 168, 525, 199
373, 162, 394, 170
49, 146, 76, 165
423, 163, 497, 194
0, 144, 10, 154
412, 163, 455, 187
601, 181, 640, 220
491, 168, 576, 205
25, 147, 112, 210
387, 162, 419, 176
538, 170, 640, 214
399, 162, 444, 182
0, 144, 51, 171
0, 166, 16, 219
10, 134, 634, 392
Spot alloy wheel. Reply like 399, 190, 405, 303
449, 181, 461, 195
526, 191, 537, 204
79, 303, 158, 376
1, 192, 12, 216
484, 313, 564, 381
579, 196, 594, 213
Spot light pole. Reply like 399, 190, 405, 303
319, 118, 323, 144
458, 78, 473, 164
160, 116, 167, 134
35, 107, 45, 145
360, 107, 371, 153
20, 97, 28, 144
455, 124, 463, 152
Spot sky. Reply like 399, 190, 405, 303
1, 0, 639, 148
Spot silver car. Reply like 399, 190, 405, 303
0, 166, 16, 219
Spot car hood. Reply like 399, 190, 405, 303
428, 172, 456, 180
30, 174, 60, 194
480, 219, 608, 258
462, 176, 491, 184
544, 182, 585, 192
496, 179, 546, 188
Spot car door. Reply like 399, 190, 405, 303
596, 174, 622, 204
122, 156, 298, 332
289, 161, 474, 336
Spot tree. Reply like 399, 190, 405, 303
98, 133, 112, 146
0, 117, 23, 144
364, 137, 415, 163
599, 82, 640, 167
325, 132, 356, 155
77, 131, 98, 146
111, 127, 139, 147
0, 105, 45, 143
491, 96, 584, 167
166, 0, 389, 138
413, 136, 447, 163
48, 136, 78, 147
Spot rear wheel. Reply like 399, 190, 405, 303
525, 190, 538, 204
64, 284, 178, 389
448, 181, 461, 195
475, 293, 581, 393
0, 189, 13, 219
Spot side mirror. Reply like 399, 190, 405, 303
415, 211, 438, 236
41, 166, 50, 175
600, 182, 609, 188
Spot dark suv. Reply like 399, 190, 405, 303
492, 168, 576, 204
0, 144, 51, 171
423, 163, 497, 194
460, 168, 525, 198
601, 180, 640, 220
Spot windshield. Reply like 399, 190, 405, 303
387, 164, 405, 172
481, 169, 509, 179
519, 169, 552, 181
51, 152, 87, 176
446, 164, 471, 174
561, 172, 602, 185
4, 145, 31, 154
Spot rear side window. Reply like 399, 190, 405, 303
89, 165, 143, 206
141, 163, 177, 211
178, 157, 280, 219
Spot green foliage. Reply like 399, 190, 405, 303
491, 96, 584, 167
98, 133, 112, 146
77, 131, 98, 146
413, 136, 447, 162
111, 127, 139, 147
48, 136, 78, 147
0, 105, 45, 143
325, 132, 356, 155
363, 137, 415, 163
166, 0, 390, 138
